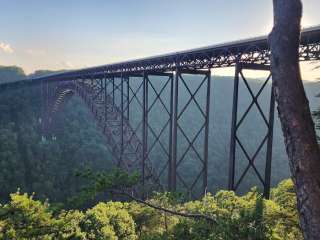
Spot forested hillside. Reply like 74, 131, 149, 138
0, 66, 113, 204
0, 66, 26, 83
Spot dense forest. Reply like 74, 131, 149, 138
0, 66, 113, 204
0, 65, 318, 239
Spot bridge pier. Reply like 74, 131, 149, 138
228, 62, 275, 198
142, 72, 148, 191
141, 72, 174, 193
171, 68, 211, 198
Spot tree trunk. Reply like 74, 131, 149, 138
269, 1, 320, 239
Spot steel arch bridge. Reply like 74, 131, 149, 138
1, 25, 320, 198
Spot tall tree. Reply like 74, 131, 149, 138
269, 0, 320, 239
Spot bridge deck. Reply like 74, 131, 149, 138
30, 25, 320, 81
1, 25, 320, 87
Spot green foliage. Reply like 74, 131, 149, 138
0, 192, 137, 239
268, 179, 302, 239
142, 183, 301, 240
155, 182, 301, 240
0, 191, 55, 239
168, 190, 270, 240
0, 179, 301, 239
129, 193, 180, 239
81, 202, 137, 240
75, 168, 140, 191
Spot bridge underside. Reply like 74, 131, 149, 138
40, 62, 279, 199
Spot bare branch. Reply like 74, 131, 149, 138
110, 189, 217, 223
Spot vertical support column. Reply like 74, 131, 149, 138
203, 71, 211, 194
126, 77, 130, 120
142, 72, 148, 191
228, 63, 274, 197
168, 74, 174, 191
100, 78, 103, 92
171, 68, 179, 191
146, 75, 149, 187
120, 75, 124, 167
264, 84, 275, 198
90, 76, 94, 109
112, 76, 115, 106
99, 77, 103, 120
81, 77, 85, 100
104, 76, 107, 120
170, 68, 211, 197
228, 63, 240, 191
90, 76, 94, 112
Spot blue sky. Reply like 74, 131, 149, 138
0, 0, 320, 79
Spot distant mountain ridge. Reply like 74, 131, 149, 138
0, 66, 26, 83
0, 65, 66, 84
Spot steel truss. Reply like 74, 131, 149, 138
29, 26, 320, 83
41, 69, 212, 198
38, 62, 281, 199
171, 69, 211, 198
228, 63, 275, 198
31, 26, 320, 199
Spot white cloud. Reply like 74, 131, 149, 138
25, 49, 46, 56
0, 42, 14, 54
